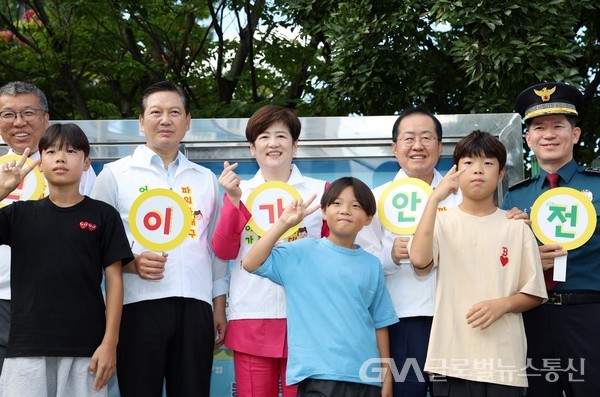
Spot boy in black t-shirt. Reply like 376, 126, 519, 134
0, 123, 133, 396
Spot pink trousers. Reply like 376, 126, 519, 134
233, 350, 298, 397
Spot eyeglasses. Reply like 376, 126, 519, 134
0, 108, 44, 123
397, 135, 438, 147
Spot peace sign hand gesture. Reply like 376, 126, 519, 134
0, 148, 40, 200
276, 193, 320, 229
431, 165, 464, 202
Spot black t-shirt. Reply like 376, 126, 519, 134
0, 196, 133, 357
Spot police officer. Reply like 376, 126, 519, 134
502, 82, 600, 396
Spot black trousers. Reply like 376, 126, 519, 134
523, 302, 600, 397
117, 297, 214, 397
388, 316, 432, 397
431, 376, 525, 397
297, 378, 381, 397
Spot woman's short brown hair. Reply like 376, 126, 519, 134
245, 105, 301, 143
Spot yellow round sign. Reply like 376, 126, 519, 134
378, 178, 433, 235
530, 187, 597, 250
0, 155, 45, 207
129, 188, 192, 251
246, 181, 303, 239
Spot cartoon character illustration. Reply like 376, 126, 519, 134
297, 227, 308, 239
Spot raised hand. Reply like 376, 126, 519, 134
276, 193, 320, 229
218, 161, 242, 205
0, 148, 40, 199
431, 165, 464, 202
242, 193, 321, 273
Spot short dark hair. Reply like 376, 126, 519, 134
245, 105, 301, 143
39, 123, 90, 159
392, 106, 443, 142
0, 81, 49, 113
321, 177, 376, 216
140, 81, 188, 115
452, 130, 506, 170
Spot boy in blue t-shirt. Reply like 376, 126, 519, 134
243, 176, 398, 397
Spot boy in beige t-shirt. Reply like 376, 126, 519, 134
410, 130, 547, 397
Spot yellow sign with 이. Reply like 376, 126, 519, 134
378, 178, 433, 235
246, 181, 303, 239
130, 188, 192, 251
0, 155, 45, 207
530, 187, 596, 251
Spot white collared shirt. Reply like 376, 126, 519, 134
355, 168, 463, 317
91, 145, 228, 306
226, 165, 327, 320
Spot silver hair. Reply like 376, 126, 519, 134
0, 81, 49, 112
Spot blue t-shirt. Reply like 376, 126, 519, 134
254, 237, 398, 386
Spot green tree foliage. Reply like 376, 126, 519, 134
0, 0, 598, 164
282, 0, 599, 164
0, 0, 217, 118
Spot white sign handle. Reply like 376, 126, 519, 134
553, 253, 567, 282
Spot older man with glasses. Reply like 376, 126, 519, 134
0, 109, 45, 124
0, 81, 96, 373
356, 106, 527, 397
356, 106, 462, 397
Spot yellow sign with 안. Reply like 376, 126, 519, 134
378, 178, 433, 235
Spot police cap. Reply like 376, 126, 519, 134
515, 82, 583, 121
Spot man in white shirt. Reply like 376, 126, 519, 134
357, 107, 526, 397
0, 81, 96, 373
91, 81, 228, 397
357, 106, 460, 397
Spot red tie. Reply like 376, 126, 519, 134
544, 173, 560, 290
546, 173, 559, 189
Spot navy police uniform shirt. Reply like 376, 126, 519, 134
502, 159, 600, 292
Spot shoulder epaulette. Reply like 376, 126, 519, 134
582, 167, 600, 175
508, 176, 534, 190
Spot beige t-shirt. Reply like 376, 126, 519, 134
419, 207, 547, 387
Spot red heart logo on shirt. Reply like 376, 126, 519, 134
500, 256, 509, 267
80, 222, 88, 229
88, 223, 97, 231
